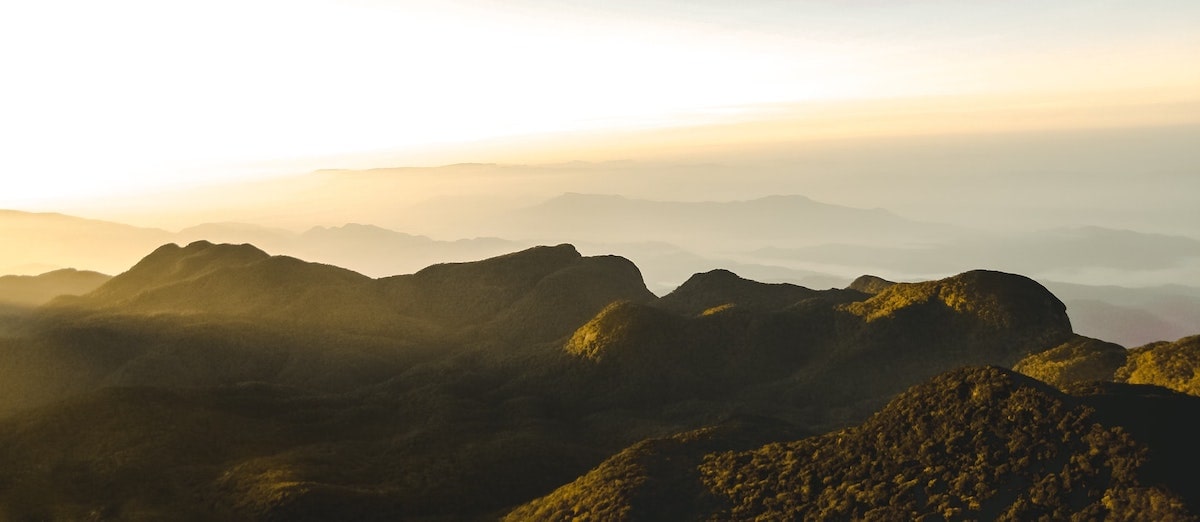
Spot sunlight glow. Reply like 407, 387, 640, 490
1, 0, 1197, 205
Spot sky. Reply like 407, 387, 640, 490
1, 0, 1199, 206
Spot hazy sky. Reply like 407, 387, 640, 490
2, 0, 1198, 205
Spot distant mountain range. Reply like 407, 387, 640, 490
756, 225, 1200, 275
0, 209, 526, 278
2, 241, 1197, 519
493, 192, 962, 250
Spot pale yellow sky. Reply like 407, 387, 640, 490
1, 0, 1198, 206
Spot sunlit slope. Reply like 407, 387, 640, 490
1118, 335, 1200, 396
1013, 335, 1127, 389
0, 269, 111, 307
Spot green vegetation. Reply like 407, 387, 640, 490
698, 367, 1186, 520
1117, 335, 1200, 396
513, 367, 1200, 521
1014, 335, 1127, 389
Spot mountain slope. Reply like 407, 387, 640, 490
1013, 335, 1127, 389
5, 242, 656, 411
512, 366, 1200, 520
1117, 335, 1200, 396
0, 269, 111, 307
561, 268, 1074, 425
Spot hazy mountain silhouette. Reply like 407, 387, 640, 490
8, 203, 1194, 345
496, 193, 959, 251
756, 226, 1200, 277
178, 222, 527, 278
0, 268, 111, 337
846, 274, 896, 294
0, 210, 172, 275
652, 269, 829, 315
573, 240, 847, 296
0, 269, 110, 309
2, 210, 526, 282
1045, 281, 1200, 347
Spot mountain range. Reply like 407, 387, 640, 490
6, 197, 1198, 347
2, 241, 1198, 520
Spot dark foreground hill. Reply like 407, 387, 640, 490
0, 242, 1191, 520
510, 366, 1200, 521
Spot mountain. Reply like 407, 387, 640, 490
3, 209, 528, 281
0, 210, 172, 275
3, 242, 655, 411
1013, 333, 1200, 398
758, 226, 1200, 275
1, 241, 1191, 521
652, 269, 829, 315
1117, 335, 1200, 396
179, 222, 529, 278
1045, 281, 1200, 347
0, 268, 111, 336
381, 243, 657, 342
498, 193, 959, 251
574, 240, 847, 296
1013, 335, 1128, 389
758, 232, 1200, 346
295, 224, 522, 278
511, 366, 1200, 520
560, 268, 1073, 427
66, 241, 402, 335
0, 269, 111, 307
846, 274, 896, 294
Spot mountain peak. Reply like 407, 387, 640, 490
843, 269, 1067, 325
847, 274, 896, 294
77, 241, 368, 315
111, 241, 271, 287
655, 269, 818, 315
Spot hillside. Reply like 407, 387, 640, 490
512, 366, 1200, 520
0, 269, 111, 307
0, 268, 111, 335
1117, 335, 1200, 395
